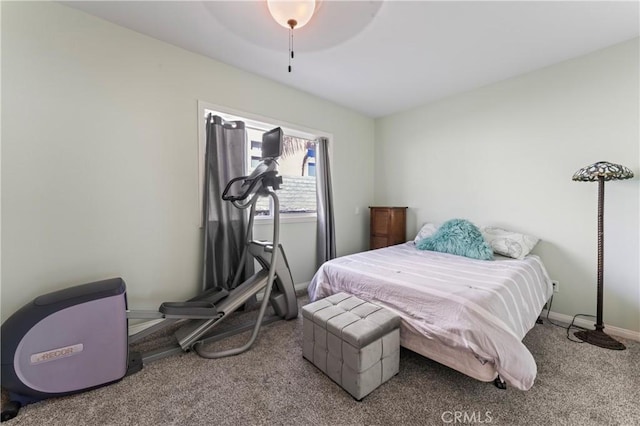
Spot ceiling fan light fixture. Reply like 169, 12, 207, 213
267, 0, 316, 29
267, 0, 317, 73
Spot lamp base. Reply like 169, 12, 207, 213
574, 329, 626, 350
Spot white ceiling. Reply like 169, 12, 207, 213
63, 1, 639, 118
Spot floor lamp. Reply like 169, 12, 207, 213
572, 161, 634, 350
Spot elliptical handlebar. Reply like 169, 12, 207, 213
221, 159, 282, 203
221, 175, 256, 202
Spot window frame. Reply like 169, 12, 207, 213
197, 100, 332, 225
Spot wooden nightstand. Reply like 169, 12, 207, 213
369, 207, 407, 249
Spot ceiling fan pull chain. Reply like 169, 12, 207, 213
288, 27, 294, 72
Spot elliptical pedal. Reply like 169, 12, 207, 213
158, 301, 221, 319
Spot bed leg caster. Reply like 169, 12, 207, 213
493, 376, 507, 390
536, 316, 543, 324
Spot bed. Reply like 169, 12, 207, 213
307, 242, 553, 391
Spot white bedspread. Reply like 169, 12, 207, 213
307, 243, 553, 390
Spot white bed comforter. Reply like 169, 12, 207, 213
307, 243, 553, 390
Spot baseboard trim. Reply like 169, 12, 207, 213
294, 281, 310, 295
542, 310, 640, 342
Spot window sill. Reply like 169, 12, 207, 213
254, 214, 317, 225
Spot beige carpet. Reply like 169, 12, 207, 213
2, 295, 639, 425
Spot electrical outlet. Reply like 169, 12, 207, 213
552, 280, 559, 293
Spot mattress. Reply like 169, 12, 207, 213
308, 243, 553, 390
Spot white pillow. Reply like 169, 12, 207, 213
414, 222, 438, 244
481, 227, 539, 260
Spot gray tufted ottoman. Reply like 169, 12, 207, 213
302, 292, 401, 400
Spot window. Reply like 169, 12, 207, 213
198, 102, 326, 222
245, 127, 317, 217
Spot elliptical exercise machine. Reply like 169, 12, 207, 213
0, 127, 297, 421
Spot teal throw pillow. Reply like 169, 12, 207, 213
416, 218, 494, 261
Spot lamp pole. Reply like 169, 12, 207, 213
595, 176, 604, 331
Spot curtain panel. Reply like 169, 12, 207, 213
202, 114, 254, 291
316, 137, 336, 268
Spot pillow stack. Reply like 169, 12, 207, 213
480, 227, 539, 260
414, 219, 539, 260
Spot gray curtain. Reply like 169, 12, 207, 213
316, 137, 336, 267
202, 114, 254, 291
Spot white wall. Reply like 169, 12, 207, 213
1, 2, 374, 319
375, 38, 639, 332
